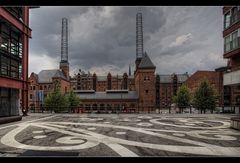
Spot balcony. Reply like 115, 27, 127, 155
223, 68, 240, 85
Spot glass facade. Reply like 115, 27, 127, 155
4, 7, 23, 22
224, 11, 231, 29
224, 6, 240, 29
0, 87, 20, 117
0, 21, 23, 79
224, 29, 240, 53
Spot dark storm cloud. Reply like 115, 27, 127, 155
29, 6, 226, 76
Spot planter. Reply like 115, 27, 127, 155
230, 117, 240, 130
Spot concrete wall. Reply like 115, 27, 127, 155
224, 69, 240, 85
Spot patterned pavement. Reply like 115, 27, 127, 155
0, 113, 240, 157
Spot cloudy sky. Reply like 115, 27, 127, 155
29, 6, 226, 76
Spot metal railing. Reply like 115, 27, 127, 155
27, 105, 240, 114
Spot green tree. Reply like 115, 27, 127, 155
66, 89, 81, 113
173, 84, 191, 113
44, 88, 69, 113
193, 80, 217, 114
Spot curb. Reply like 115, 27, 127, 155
0, 116, 22, 125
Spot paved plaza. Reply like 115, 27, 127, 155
0, 113, 240, 157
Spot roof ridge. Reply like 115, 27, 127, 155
138, 52, 155, 69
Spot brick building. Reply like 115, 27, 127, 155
158, 73, 189, 109
28, 69, 70, 111
28, 18, 70, 112
29, 12, 189, 113
184, 70, 225, 107
222, 6, 240, 111
71, 13, 188, 112
73, 51, 188, 113
0, 7, 35, 117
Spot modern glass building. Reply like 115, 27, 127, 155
0, 7, 33, 117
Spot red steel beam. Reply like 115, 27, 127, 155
0, 7, 32, 38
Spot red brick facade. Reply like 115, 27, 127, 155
135, 69, 156, 111
184, 71, 224, 106
222, 6, 240, 108
0, 7, 33, 117
28, 71, 70, 111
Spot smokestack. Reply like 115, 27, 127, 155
61, 18, 68, 62
136, 13, 144, 59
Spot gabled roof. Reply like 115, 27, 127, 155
30, 72, 39, 82
138, 52, 155, 69
53, 70, 65, 78
38, 69, 67, 83
177, 74, 189, 82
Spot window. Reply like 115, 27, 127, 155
224, 7, 240, 29
145, 90, 149, 93
0, 55, 9, 76
39, 86, 42, 90
224, 29, 240, 53
30, 94, 32, 99
232, 31, 238, 49
33, 86, 35, 90
18, 63, 22, 78
224, 11, 231, 29
10, 59, 18, 78
0, 22, 23, 79
224, 35, 231, 52
231, 7, 238, 24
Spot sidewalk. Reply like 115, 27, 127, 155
0, 115, 22, 125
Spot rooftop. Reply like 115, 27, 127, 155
38, 69, 67, 83
76, 91, 138, 100
138, 52, 156, 69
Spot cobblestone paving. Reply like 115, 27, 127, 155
0, 113, 240, 157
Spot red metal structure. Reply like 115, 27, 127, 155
0, 7, 33, 117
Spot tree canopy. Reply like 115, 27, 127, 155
193, 80, 217, 114
66, 89, 81, 112
44, 88, 69, 112
173, 84, 191, 113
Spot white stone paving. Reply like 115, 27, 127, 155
0, 114, 240, 156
